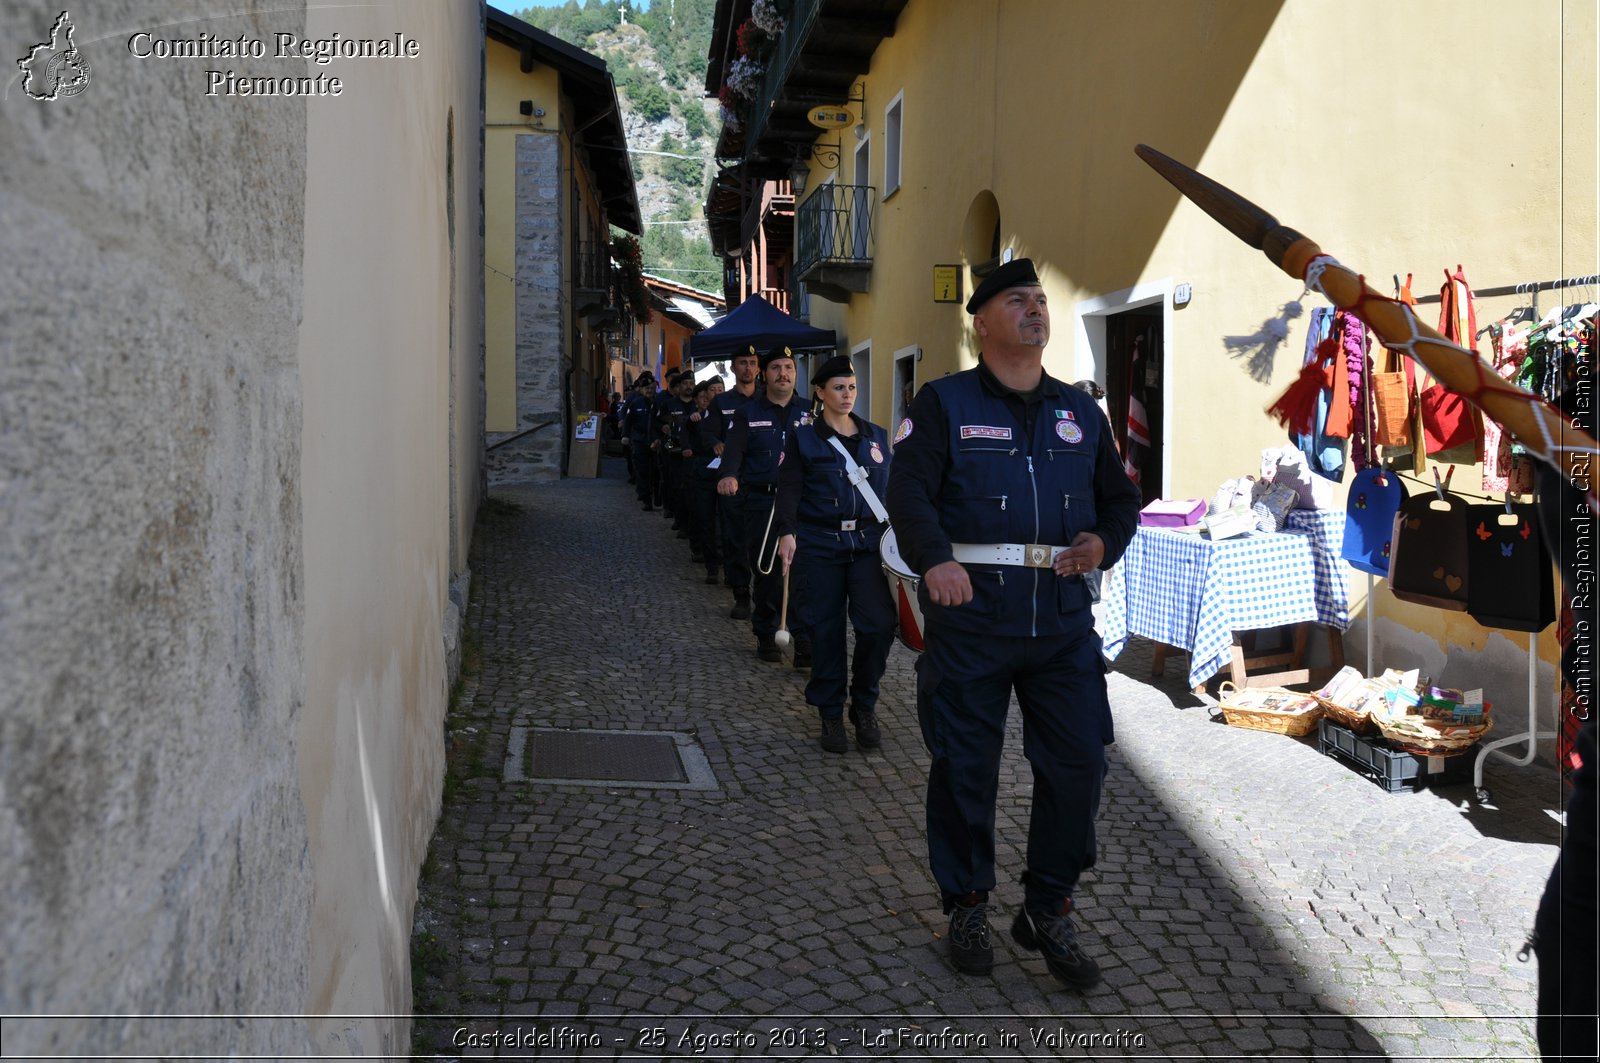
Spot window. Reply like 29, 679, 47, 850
884, 92, 903, 198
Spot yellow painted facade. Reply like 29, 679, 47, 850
789, 0, 1596, 723
484, 37, 621, 434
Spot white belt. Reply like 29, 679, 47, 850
951, 542, 1068, 569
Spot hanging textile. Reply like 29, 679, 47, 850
1419, 266, 1483, 455
1388, 476, 1469, 611
1465, 501, 1554, 632
1482, 320, 1537, 494
1292, 307, 1347, 481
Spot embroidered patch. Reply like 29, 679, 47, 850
960, 425, 1012, 440
869, 442, 884, 464
1054, 409, 1076, 421
1056, 420, 1083, 444
798, 412, 813, 425
894, 418, 913, 444
747, 420, 773, 428
778, 450, 785, 465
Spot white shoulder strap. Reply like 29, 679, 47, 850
826, 435, 889, 524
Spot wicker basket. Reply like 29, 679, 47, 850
1374, 714, 1491, 756
1310, 694, 1381, 736
1214, 683, 1324, 737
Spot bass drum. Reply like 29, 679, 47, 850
878, 527, 925, 653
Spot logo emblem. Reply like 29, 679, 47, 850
18, 11, 91, 101
1056, 420, 1083, 444
1028, 546, 1049, 566
869, 442, 884, 464
894, 418, 913, 444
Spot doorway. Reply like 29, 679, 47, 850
1103, 304, 1165, 504
891, 344, 918, 441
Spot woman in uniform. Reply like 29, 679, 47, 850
775, 355, 897, 754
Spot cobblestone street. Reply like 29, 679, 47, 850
411, 460, 1567, 1060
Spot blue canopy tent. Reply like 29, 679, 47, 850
684, 294, 837, 363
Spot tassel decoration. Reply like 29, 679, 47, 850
1267, 337, 1337, 436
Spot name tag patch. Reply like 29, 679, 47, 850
960, 425, 1012, 440
747, 420, 773, 428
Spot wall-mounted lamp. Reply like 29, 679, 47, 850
789, 141, 842, 196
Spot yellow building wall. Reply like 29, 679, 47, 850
797, 0, 1595, 718
485, 45, 561, 432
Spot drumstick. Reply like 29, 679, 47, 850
775, 567, 793, 655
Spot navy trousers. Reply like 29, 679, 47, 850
793, 539, 895, 720
740, 492, 782, 637
721, 487, 752, 601
915, 623, 1112, 910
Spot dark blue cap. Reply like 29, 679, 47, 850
966, 257, 1039, 313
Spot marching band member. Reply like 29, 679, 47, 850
775, 355, 896, 754
885, 257, 1140, 988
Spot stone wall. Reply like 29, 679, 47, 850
0, 2, 312, 1055
0, 1, 483, 1056
489, 132, 567, 484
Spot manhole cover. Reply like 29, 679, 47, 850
505, 726, 718, 790
534, 730, 685, 783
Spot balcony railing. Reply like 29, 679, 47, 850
574, 238, 610, 294
795, 183, 875, 282
758, 287, 789, 313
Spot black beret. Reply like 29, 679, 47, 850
965, 256, 1040, 313
735, 343, 760, 359
633, 373, 655, 387
810, 354, 855, 387
759, 345, 795, 369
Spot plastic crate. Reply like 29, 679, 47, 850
1318, 718, 1474, 793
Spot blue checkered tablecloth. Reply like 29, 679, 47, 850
1101, 510, 1349, 689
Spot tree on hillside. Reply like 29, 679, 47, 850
633, 82, 672, 123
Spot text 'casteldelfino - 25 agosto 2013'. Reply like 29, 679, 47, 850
127, 30, 421, 96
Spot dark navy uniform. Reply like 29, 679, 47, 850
681, 394, 724, 582
719, 391, 807, 640
711, 384, 758, 607
885, 359, 1140, 913
622, 388, 657, 509
775, 410, 896, 730
656, 387, 692, 524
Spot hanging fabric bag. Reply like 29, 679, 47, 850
1341, 467, 1403, 577
1370, 345, 1414, 447
1420, 267, 1484, 455
1387, 476, 1469, 610
1464, 501, 1555, 632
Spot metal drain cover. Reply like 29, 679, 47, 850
505, 726, 718, 790
534, 730, 685, 783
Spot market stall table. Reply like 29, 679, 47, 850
1100, 509, 1349, 692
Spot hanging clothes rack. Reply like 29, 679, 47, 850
1403, 272, 1599, 307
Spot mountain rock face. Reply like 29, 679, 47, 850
513, 1, 722, 288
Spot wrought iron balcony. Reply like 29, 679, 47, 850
795, 183, 874, 301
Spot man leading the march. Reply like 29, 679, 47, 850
885, 257, 1140, 989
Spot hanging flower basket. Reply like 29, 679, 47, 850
751, 0, 786, 37
724, 55, 765, 99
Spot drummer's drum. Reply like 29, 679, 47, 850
878, 527, 925, 653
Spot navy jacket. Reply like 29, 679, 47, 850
775, 413, 892, 557
885, 360, 1140, 637
720, 391, 807, 489
711, 386, 758, 445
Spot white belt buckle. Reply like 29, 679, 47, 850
841, 519, 858, 531
1023, 543, 1055, 569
